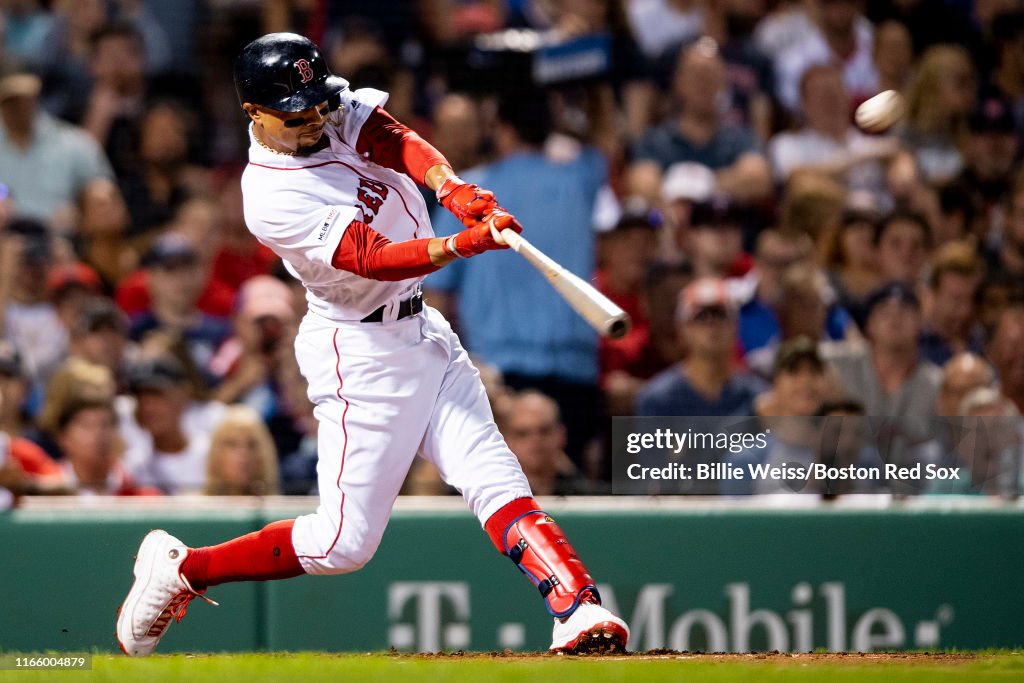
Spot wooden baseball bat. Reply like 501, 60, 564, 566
496, 225, 631, 340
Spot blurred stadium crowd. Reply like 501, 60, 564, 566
0, 0, 1023, 503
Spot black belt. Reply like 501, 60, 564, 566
360, 293, 423, 323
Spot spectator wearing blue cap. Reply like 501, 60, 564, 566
958, 96, 1020, 209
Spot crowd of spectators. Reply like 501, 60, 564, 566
1, 0, 1023, 502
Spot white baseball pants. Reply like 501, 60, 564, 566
291, 305, 533, 575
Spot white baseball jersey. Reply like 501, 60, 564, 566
239, 87, 533, 575
241, 88, 434, 322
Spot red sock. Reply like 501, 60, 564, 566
484, 497, 540, 552
181, 519, 305, 591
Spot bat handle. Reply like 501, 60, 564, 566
498, 227, 524, 251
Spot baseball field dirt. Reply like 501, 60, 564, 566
2, 651, 1022, 682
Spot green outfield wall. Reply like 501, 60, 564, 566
1, 499, 1021, 653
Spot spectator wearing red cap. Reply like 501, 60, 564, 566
635, 277, 766, 417
208, 276, 314, 478
209, 275, 295, 402
47, 261, 103, 332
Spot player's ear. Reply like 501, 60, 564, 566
242, 103, 260, 123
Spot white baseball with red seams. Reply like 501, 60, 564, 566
241, 87, 532, 574
854, 90, 905, 134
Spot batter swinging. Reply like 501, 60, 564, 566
116, 33, 629, 656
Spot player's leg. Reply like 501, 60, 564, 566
288, 387, 436, 576
482, 499, 630, 654
285, 318, 449, 575
117, 317, 447, 655
417, 308, 629, 653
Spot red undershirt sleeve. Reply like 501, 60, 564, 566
331, 219, 440, 281
355, 107, 450, 186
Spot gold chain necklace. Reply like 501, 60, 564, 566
253, 132, 295, 156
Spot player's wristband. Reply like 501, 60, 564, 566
442, 235, 465, 259
435, 176, 466, 203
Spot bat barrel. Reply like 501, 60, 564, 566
607, 316, 630, 340
499, 227, 632, 340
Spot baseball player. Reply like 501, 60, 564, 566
116, 33, 629, 656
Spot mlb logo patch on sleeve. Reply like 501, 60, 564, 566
318, 207, 340, 241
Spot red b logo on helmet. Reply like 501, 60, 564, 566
295, 59, 314, 84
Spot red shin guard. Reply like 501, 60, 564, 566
181, 519, 305, 591
484, 497, 599, 618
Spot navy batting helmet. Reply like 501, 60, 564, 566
233, 33, 349, 113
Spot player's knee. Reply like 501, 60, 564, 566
320, 543, 376, 574
345, 544, 378, 572
297, 504, 390, 574
314, 562, 352, 576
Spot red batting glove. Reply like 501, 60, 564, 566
442, 209, 523, 258
436, 176, 498, 227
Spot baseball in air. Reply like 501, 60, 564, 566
855, 90, 905, 134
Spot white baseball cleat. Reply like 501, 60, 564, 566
116, 529, 216, 657
550, 602, 630, 654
